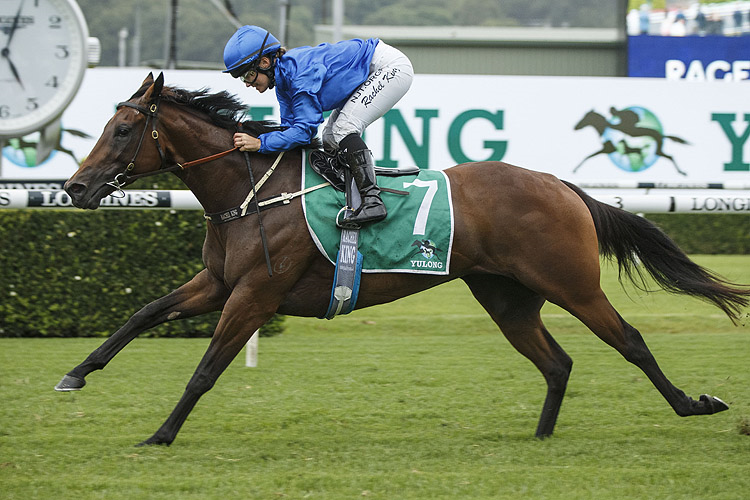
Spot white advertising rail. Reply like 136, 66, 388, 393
2, 189, 750, 214
0, 189, 201, 210
575, 181, 750, 190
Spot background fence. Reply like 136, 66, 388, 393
1, 180, 748, 339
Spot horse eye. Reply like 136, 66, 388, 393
115, 126, 131, 138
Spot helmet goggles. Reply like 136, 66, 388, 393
224, 27, 280, 77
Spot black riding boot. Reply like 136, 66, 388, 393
343, 148, 387, 225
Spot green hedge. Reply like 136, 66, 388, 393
645, 214, 750, 254
0, 189, 747, 337
0, 178, 286, 337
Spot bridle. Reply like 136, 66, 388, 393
107, 94, 278, 277
107, 98, 238, 197
105, 86, 331, 277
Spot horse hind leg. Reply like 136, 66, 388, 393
462, 275, 573, 438
663, 154, 688, 176
654, 144, 687, 176
564, 290, 729, 419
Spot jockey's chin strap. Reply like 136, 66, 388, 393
108, 99, 239, 197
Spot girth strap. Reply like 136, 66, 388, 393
204, 181, 329, 224
243, 150, 273, 277
239, 151, 285, 217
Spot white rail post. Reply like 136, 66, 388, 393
245, 330, 259, 367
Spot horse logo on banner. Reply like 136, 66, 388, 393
573, 106, 690, 176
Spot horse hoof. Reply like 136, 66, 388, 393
136, 437, 171, 447
700, 394, 729, 414
54, 374, 86, 392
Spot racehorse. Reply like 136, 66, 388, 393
573, 109, 688, 176
58, 73, 749, 446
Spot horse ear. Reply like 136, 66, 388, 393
142, 72, 164, 102
154, 72, 164, 94
140, 72, 154, 87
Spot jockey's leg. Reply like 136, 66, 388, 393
340, 133, 387, 224
329, 41, 413, 225
321, 109, 340, 153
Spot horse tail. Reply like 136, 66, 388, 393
562, 180, 750, 323
665, 135, 690, 145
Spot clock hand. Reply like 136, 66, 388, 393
5, 0, 25, 50
2, 0, 26, 89
2, 49, 24, 89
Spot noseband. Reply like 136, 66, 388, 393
107, 99, 169, 196
107, 98, 238, 197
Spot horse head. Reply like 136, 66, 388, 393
65, 72, 169, 209
573, 109, 608, 135
574, 110, 596, 130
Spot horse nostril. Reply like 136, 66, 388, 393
65, 182, 86, 197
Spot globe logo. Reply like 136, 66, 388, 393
573, 106, 689, 176
2, 138, 55, 167
602, 107, 660, 172
1, 125, 90, 168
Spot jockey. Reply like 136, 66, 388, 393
223, 25, 414, 225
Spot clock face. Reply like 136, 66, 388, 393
0, 0, 89, 138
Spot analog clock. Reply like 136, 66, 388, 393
0, 0, 100, 138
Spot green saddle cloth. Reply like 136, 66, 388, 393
302, 159, 454, 275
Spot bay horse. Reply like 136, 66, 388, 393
58, 73, 749, 446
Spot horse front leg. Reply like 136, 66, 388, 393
573, 141, 616, 173
137, 289, 277, 446
55, 269, 229, 392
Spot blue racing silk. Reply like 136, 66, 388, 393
258, 38, 379, 153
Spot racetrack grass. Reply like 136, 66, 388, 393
1, 255, 749, 499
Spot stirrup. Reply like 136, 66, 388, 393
341, 199, 387, 225
335, 207, 362, 229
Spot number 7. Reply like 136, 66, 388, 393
403, 179, 438, 235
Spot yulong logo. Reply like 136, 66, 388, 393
409, 239, 444, 271
573, 106, 690, 176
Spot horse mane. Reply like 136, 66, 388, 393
128, 81, 320, 149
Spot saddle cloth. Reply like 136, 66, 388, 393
302, 156, 454, 275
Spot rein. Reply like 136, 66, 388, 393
110, 95, 329, 278
110, 99, 326, 220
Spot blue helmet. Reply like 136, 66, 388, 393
223, 25, 281, 77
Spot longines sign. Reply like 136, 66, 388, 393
5, 189, 750, 214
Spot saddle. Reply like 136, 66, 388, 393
307, 149, 420, 319
309, 150, 420, 192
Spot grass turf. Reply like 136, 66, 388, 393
1, 255, 749, 499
